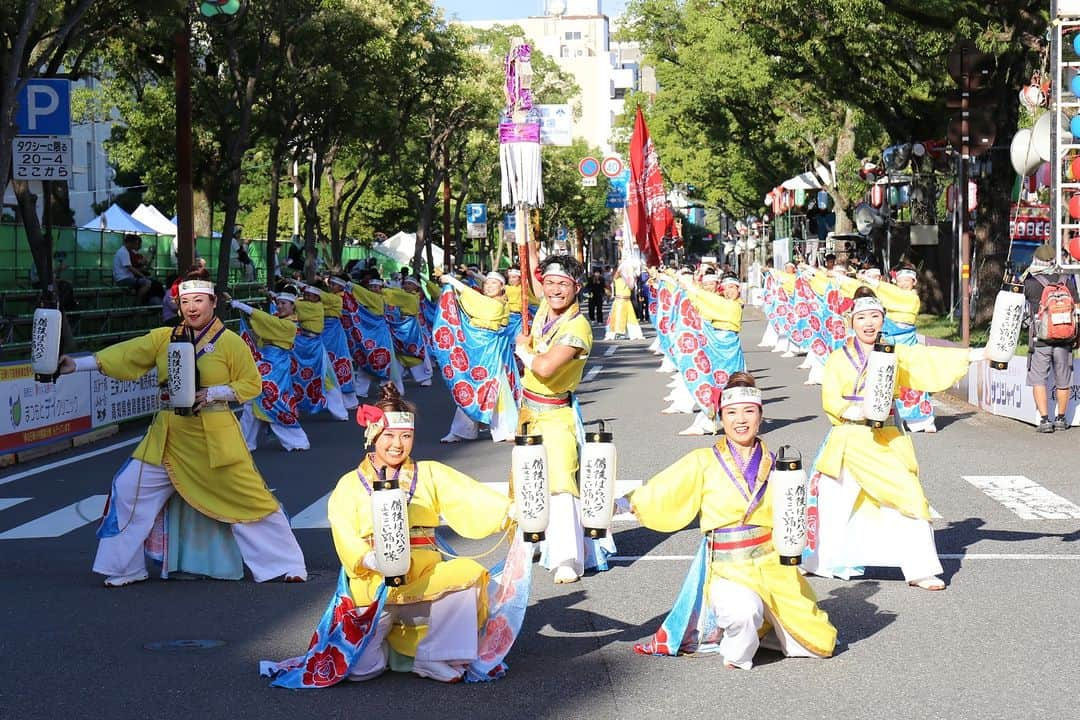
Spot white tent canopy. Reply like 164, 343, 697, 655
781, 161, 837, 191
80, 204, 159, 234
374, 231, 445, 270
132, 204, 177, 235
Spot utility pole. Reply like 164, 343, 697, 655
443, 145, 452, 267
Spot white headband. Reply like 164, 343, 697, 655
720, 386, 762, 409
863, 268, 882, 278
542, 263, 574, 282
384, 411, 415, 430
274, 292, 298, 304
701, 273, 719, 282
402, 277, 421, 287
851, 296, 885, 315
720, 276, 740, 287
367, 279, 384, 287
895, 269, 917, 281
507, 268, 522, 277
178, 280, 214, 297
485, 271, 506, 284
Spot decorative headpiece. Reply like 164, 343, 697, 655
485, 271, 506, 285
851, 296, 885, 315
718, 386, 762, 410
356, 405, 414, 445
178, 280, 214, 297
541, 262, 574, 282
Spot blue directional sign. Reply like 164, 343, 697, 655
503, 213, 516, 231
466, 203, 487, 224
606, 169, 630, 209
15, 79, 71, 136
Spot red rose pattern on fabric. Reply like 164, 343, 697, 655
470, 366, 489, 381
369, 348, 391, 371
450, 346, 469, 372
452, 381, 475, 406
302, 646, 348, 687
434, 326, 454, 350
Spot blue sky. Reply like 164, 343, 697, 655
435, 0, 627, 21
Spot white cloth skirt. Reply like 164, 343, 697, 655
239, 404, 310, 452
803, 467, 942, 582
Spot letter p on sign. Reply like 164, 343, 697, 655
16, 79, 71, 136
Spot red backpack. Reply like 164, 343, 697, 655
1034, 276, 1078, 343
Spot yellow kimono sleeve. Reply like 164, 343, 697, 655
687, 286, 741, 329
351, 284, 385, 315
895, 344, 969, 393
248, 309, 296, 349
320, 291, 344, 318
810, 271, 832, 296
628, 450, 706, 533
425, 461, 510, 538
837, 276, 861, 298
873, 282, 919, 325
779, 272, 796, 294
425, 280, 442, 302
95, 327, 171, 381
821, 347, 856, 424
383, 287, 420, 316
328, 472, 374, 577
295, 299, 325, 334
223, 334, 262, 403
457, 285, 509, 329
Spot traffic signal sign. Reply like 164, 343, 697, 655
199, 0, 241, 17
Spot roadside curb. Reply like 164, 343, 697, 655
1, 424, 122, 470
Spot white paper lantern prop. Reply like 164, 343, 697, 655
30, 307, 62, 383
986, 282, 1026, 370
513, 423, 550, 542
370, 467, 411, 587
579, 421, 617, 539
770, 446, 808, 566
861, 341, 897, 429
166, 327, 199, 416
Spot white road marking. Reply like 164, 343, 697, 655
0, 437, 141, 487
962, 475, 1080, 520
0, 498, 31, 512
290, 492, 332, 529
604, 345, 618, 357
583, 365, 603, 382
0, 494, 107, 540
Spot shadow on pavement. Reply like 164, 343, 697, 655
817, 580, 896, 653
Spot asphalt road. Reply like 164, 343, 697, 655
2, 308, 1079, 720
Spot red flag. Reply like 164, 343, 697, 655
627, 106, 669, 266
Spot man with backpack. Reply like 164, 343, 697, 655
1024, 243, 1079, 433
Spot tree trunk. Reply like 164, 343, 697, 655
13, 180, 53, 297
265, 149, 283, 290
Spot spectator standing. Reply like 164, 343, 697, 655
586, 266, 607, 324
1024, 243, 1080, 433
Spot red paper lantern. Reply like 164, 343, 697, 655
870, 184, 884, 208
1069, 194, 1080, 220
1070, 156, 1080, 182
1069, 235, 1080, 262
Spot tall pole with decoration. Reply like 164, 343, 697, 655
500, 38, 544, 326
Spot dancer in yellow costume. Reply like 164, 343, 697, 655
803, 287, 985, 590
57, 269, 306, 587
514, 244, 608, 583
439, 270, 516, 444
229, 288, 311, 452
327, 385, 512, 682
604, 261, 644, 340
617, 373, 836, 669
504, 267, 538, 311
384, 280, 434, 387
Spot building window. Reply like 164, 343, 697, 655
560, 45, 569, 58
564, 31, 581, 40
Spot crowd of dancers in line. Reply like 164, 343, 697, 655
51, 245, 987, 685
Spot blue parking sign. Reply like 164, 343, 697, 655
466, 203, 487, 224
16, 79, 71, 136
503, 213, 516, 231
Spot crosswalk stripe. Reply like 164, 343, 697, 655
0, 498, 31, 512
604, 345, 618, 357
290, 492, 332, 529
0, 495, 108, 540
583, 365, 603, 382
962, 475, 1080, 520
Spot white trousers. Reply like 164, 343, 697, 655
665, 378, 696, 414
805, 356, 826, 385
772, 335, 789, 353
657, 356, 676, 373
649, 336, 661, 353
239, 404, 310, 452
353, 371, 373, 399
342, 390, 359, 410
544, 493, 585, 576
684, 411, 720, 434
708, 578, 816, 670
348, 587, 479, 683
447, 405, 515, 443
758, 322, 778, 347
803, 467, 942, 582
409, 353, 433, 384
92, 459, 307, 582
323, 383, 348, 420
